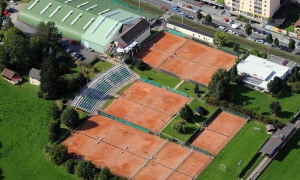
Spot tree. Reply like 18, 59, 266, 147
208, 68, 230, 100
230, 64, 238, 81
196, 12, 202, 22
65, 159, 78, 174
214, 31, 229, 46
194, 84, 200, 94
48, 144, 69, 165
205, 14, 212, 24
1, 16, 14, 31
274, 38, 279, 47
180, 104, 194, 121
288, 66, 300, 83
35, 21, 62, 50
2, 28, 33, 70
259, 51, 268, 59
48, 102, 61, 120
249, 49, 259, 56
245, 24, 252, 36
75, 160, 98, 180
269, 101, 282, 116
172, 119, 187, 133
60, 107, 79, 129
267, 76, 283, 95
288, 39, 295, 52
48, 120, 61, 143
266, 34, 273, 44
289, 82, 300, 93
59, 62, 68, 74
77, 72, 87, 86
135, 59, 148, 71
39, 49, 60, 99
94, 167, 113, 180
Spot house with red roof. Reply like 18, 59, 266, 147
1, 68, 22, 85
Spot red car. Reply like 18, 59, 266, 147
70, 39, 79, 44
186, 5, 192, 9
161, 6, 168, 11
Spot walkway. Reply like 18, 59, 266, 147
174, 80, 185, 89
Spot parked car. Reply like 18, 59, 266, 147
9, 0, 17, 5
248, 37, 255, 41
193, 8, 200, 13
3, 11, 10, 15
177, 2, 185, 6
262, 30, 267, 35
252, 27, 257, 32
70, 39, 79, 44
2, 15, 6, 20
86, 47, 94, 52
6, 7, 14, 13
210, 23, 219, 28
255, 39, 265, 44
277, 45, 289, 52
65, 48, 72, 53
224, 18, 229, 22
178, 12, 185, 16
227, 30, 236, 34
239, 34, 246, 38
231, 24, 239, 29
213, 5, 218, 9
173, 7, 180, 12
161, 6, 168, 11
186, 5, 192, 9
201, 20, 209, 25
171, 4, 178, 8
218, 25, 227, 32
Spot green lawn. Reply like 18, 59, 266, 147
259, 129, 300, 180
16, 76, 40, 94
88, 60, 113, 79
229, 84, 300, 123
176, 81, 207, 99
132, 68, 181, 88
102, 96, 116, 110
0, 78, 78, 180
198, 121, 270, 180
119, 0, 165, 16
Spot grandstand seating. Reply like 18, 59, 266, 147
72, 64, 136, 113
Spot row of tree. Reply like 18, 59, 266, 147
47, 144, 126, 180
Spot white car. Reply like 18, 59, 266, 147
248, 37, 255, 41
228, 30, 236, 34
10, 0, 18, 5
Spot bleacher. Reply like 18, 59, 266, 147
72, 64, 136, 113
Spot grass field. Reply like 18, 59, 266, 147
132, 67, 181, 88
198, 121, 270, 180
259, 129, 300, 180
88, 60, 113, 79
168, 16, 300, 64
0, 78, 78, 180
119, 0, 165, 16
229, 84, 300, 123
16, 76, 40, 94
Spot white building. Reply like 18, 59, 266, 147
237, 55, 295, 92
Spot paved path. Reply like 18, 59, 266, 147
174, 80, 185, 89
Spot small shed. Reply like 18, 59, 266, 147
265, 124, 276, 133
1, 68, 22, 85
195, 106, 205, 116
29, 68, 41, 86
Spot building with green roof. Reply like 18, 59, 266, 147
19, 0, 155, 40
81, 9, 141, 53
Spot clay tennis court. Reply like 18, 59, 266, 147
207, 111, 247, 137
64, 115, 212, 179
104, 80, 189, 132
136, 32, 188, 68
136, 32, 236, 86
191, 111, 247, 156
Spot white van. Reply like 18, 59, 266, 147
231, 24, 239, 29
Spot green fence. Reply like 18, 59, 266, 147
98, 111, 150, 133
140, 78, 161, 87
187, 143, 211, 156
219, 106, 251, 121
167, 87, 188, 97
159, 69, 179, 78
167, 29, 185, 37
218, 47, 239, 56
192, 37, 210, 46
108, 0, 141, 12
187, 79, 207, 88
203, 108, 222, 127
141, 30, 162, 47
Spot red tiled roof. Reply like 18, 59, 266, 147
1, 68, 16, 79
295, 19, 300, 27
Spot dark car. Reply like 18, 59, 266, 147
239, 34, 246, 38
262, 30, 267, 35
252, 27, 257, 32
277, 45, 289, 52
201, 20, 209, 25
210, 23, 218, 28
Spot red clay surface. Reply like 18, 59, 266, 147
104, 80, 189, 132
207, 111, 247, 137
64, 115, 212, 179
136, 32, 188, 68
136, 32, 236, 86
191, 111, 246, 156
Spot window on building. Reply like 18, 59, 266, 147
264, 9, 266, 11
264, 5, 266, 7
264, 13, 266, 15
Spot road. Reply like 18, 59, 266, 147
142, 0, 300, 55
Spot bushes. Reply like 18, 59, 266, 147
60, 107, 79, 129
64, 159, 78, 174
237, 15, 250, 23
205, 96, 286, 128
48, 120, 61, 143
75, 160, 99, 180
48, 144, 69, 165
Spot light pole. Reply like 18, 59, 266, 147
268, 43, 273, 55
237, 160, 242, 180
139, 0, 141, 10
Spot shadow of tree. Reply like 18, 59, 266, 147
277, 111, 294, 119
0, 167, 4, 180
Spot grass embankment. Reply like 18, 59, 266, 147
259, 129, 300, 180
199, 121, 270, 180
119, 0, 165, 16
0, 78, 78, 180
229, 84, 300, 123
168, 15, 300, 64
